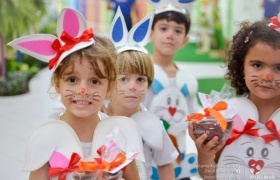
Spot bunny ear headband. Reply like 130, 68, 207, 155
108, 6, 154, 54
148, 0, 195, 14
8, 8, 95, 71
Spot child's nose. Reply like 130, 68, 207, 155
167, 31, 173, 39
129, 82, 136, 91
262, 72, 271, 81
80, 87, 86, 94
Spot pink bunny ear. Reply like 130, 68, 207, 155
57, 8, 88, 38
231, 114, 245, 131
8, 34, 57, 63
8, 8, 95, 71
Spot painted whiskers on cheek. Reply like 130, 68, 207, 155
250, 75, 280, 88
65, 90, 101, 102
118, 89, 146, 99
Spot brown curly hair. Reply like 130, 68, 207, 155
224, 20, 280, 95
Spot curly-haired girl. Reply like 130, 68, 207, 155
189, 17, 280, 179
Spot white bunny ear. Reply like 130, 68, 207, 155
149, 0, 194, 14
57, 8, 88, 39
8, 34, 57, 63
108, 6, 153, 54
148, 0, 170, 12
8, 8, 95, 71
118, 12, 154, 54
108, 6, 129, 49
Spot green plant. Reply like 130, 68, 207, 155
0, 58, 42, 96
0, 71, 29, 96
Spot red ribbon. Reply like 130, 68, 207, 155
48, 152, 80, 180
48, 28, 94, 70
226, 119, 259, 145
261, 120, 280, 144
269, 16, 280, 29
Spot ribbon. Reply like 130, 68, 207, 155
79, 152, 126, 171
168, 134, 182, 164
269, 16, 280, 29
48, 28, 94, 70
226, 119, 259, 145
261, 120, 280, 144
186, 101, 228, 131
48, 152, 80, 180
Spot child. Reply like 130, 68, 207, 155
143, 1, 200, 179
8, 8, 142, 180
105, 7, 179, 180
189, 16, 280, 179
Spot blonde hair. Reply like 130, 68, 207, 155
51, 35, 117, 93
116, 50, 154, 88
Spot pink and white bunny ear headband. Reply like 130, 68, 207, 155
8, 8, 95, 71
148, 0, 195, 14
268, 12, 280, 32
108, 6, 154, 54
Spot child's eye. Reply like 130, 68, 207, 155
275, 66, 280, 72
67, 77, 76, 83
120, 76, 128, 82
160, 27, 167, 31
91, 79, 100, 85
137, 77, 146, 83
175, 29, 182, 34
253, 63, 262, 69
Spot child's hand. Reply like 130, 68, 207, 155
188, 124, 224, 161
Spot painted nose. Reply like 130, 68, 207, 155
167, 31, 173, 39
129, 82, 136, 91
265, 73, 270, 80
80, 87, 86, 94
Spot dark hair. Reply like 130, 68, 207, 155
224, 20, 280, 95
151, 11, 191, 35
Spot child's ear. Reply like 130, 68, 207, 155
180, 36, 189, 48
54, 79, 61, 93
150, 30, 155, 42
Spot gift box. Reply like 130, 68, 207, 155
187, 84, 236, 145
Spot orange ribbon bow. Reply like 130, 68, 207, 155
226, 119, 259, 145
261, 120, 280, 144
79, 152, 126, 172
48, 152, 80, 180
48, 28, 94, 70
186, 101, 228, 132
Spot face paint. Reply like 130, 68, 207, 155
112, 74, 148, 109
266, 74, 270, 80
81, 87, 86, 94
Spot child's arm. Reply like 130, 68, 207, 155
122, 160, 140, 180
188, 124, 225, 179
158, 163, 175, 180
29, 163, 49, 180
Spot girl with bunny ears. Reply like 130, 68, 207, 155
189, 16, 280, 179
8, 8, 144, 180
143, 0, 199, 179
103, 7, 179, 180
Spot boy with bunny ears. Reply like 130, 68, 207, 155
104, 7, 179, 180
8, 8, 144, 180
143, 0, 200, 179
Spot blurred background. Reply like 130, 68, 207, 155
0, 0, 273, 96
